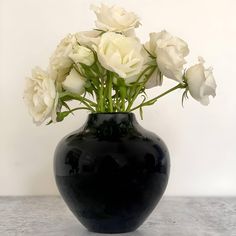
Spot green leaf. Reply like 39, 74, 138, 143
59, 92, 73, 101
46, 120, 53, 125
61, 101, 71, 111
85, 82, 94, 95
56, 111, 73, 122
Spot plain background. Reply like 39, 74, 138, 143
0, 0, 235, 196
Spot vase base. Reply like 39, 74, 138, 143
78, 217, 139, 234
87, 226, 137, 234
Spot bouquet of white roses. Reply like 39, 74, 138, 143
24, 3, 217, 125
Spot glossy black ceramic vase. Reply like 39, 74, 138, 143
54, 113, 170, 234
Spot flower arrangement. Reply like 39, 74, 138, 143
24, 3, 217, 125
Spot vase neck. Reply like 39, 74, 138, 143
86, 113, 137, 129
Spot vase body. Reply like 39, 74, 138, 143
54, 113, 170, 234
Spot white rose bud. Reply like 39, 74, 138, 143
145, 30, 189, 82
91, 3, 140, 33
62, 68, 86, 94
50, 34, 77, 81
24, 67, 58, 125
186, 57, 217, 105
69, 45, 95, 66
97, 32, 144, 79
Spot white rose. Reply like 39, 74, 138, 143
50, 34, 77, 81
186, 58, 217, 105
123, 48, 162, 88
69, 45, 94, 66
97, 32, 144, 79
91, 3, 140, 33
24, 67, 58, 125
62, 68, 86, 94
145, 30, 189, 82
76, 30, 101, 49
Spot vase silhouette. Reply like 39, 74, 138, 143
54, 113, 170, 233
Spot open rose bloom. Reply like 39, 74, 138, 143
24, 3, 217, 125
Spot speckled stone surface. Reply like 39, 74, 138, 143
0, 197, 235, 236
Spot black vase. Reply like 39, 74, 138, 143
54, 113, 170, 234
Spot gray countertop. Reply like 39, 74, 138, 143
0, 196, 235, 236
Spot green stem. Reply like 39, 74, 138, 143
69, 107, 93, 112
121, 95, 125, 111
107, 72, 113, 112
126, 67, 156, 111
114, 90, 120, 112
136, 65, 155, 83
120, 86, 126, 112
73, 94, 96, 107
74, 97, 95, 112
59, 92, 96, 111
99, 77, 105, 112
130, 83, 186, 112
80, 100, 96, 112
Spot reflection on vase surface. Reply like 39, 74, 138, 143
54, 113, 170, 234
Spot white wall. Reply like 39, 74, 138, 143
0, 0, 235, 196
